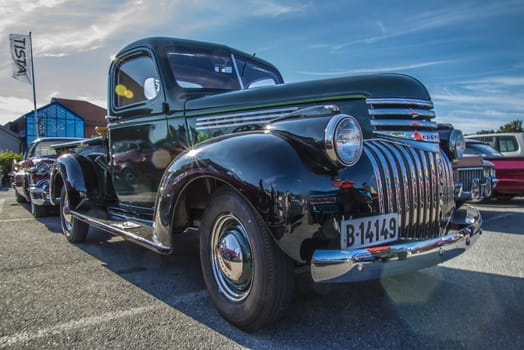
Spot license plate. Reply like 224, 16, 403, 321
341, 213, 399, 249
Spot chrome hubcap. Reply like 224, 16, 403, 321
211, 213, 253, 302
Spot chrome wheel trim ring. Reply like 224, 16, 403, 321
210, 213, 253, 302
62, 191, 73, 233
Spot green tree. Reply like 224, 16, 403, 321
0, 151, 23, 176
499, 119, 523, 132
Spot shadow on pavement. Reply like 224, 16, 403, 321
70, 225, 524, 350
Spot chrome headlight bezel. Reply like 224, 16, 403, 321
35, 162, 51, 176
324, 114, 363, 167
448, 129, 465, 161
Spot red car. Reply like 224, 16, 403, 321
465, 140, 524, 199
11, 137, 82, 217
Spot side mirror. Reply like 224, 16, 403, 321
144, 77, 160, 100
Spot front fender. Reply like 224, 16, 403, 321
153, 131, 375, 263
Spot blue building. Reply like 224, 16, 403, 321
7, 98, 106, 148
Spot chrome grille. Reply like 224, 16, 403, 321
366, 98, 439, 143
458, 168, 483, 191
364, 139, 455, 239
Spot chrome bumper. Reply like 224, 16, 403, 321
456, 177, 499, 202
29, 180, 50, 206
311, 206, 482, 283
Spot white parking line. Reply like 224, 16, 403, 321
0, 218, 35, 223
0, 305, 162, 348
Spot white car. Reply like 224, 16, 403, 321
465, 132, 524, 157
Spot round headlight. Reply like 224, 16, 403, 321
449, 129, 465, 160
36, 162, 50, 176
325, 114, 363, 167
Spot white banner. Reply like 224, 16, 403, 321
9, 34, 32, 84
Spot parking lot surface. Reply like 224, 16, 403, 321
0, 188, 523, 349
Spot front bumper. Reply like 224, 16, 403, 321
311, 205, 482, 283
457, 177, 499, 202
29, 179, 51, 206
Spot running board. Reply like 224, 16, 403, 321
70, 210, 173, 254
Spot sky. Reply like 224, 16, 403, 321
0, 0, 523, 134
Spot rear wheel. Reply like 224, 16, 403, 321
199, 188, 294, 331
60, 186, 89, 242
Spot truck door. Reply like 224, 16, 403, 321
108, 50, 170, 213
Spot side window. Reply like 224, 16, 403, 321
114, 54, 160, 108
497, 136, 518, 152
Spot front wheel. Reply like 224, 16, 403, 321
31, 201, 48, 218
60, 186, 89, 242
199, 188, 294, 331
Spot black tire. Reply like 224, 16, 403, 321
199, 187, 294, 331
60, 186, 89, 242
31, 201, 48, 218
15, 190, 27, 203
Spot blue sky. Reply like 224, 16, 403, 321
1, 0, 523, 134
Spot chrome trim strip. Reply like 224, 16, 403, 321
369, 108, 436, 118
366, 98, 434, 108
366, 142, 394, 212
311, 206, 482, 283
373, 130, 440, 143
71, 210, 172, 254
362, 146, 385, 213
195, 106, 298, 130
370, 119, 437, 128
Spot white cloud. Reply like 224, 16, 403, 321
248, 0, 310, 16
298, 60, 454, 76
458, 76, 524, 87
0, 96, 33, 125
310, 0, 524, 52
432, 92, 524, 111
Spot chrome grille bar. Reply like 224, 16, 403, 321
363, 139, 455, 239
458, 168, 483, 191
366, 98, 439, 143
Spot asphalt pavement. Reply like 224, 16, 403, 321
0, 188, 523, 349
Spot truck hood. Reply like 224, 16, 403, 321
184, 73, 431, 113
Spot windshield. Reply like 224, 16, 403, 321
465, 142, 503, 157
235, 54, 283, 88
30, 141, 59, 158
167, 47, 282, 91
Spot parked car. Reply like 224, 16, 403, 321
438, 124, 497, 205
452, 155, 497, 205
11, 137, 82, 217
50, 37, 482, 331
465, 132, 524, 157
465, 139, 524, 199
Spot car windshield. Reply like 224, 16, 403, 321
465, 142, 503, 157
167, 47, 282, 91
30, 141, 59, 158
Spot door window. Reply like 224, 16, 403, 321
114, 54, 159, 108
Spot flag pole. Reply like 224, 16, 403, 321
29, 32, 38, 137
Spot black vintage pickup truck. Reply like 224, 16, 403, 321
50, 37, 482, 331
